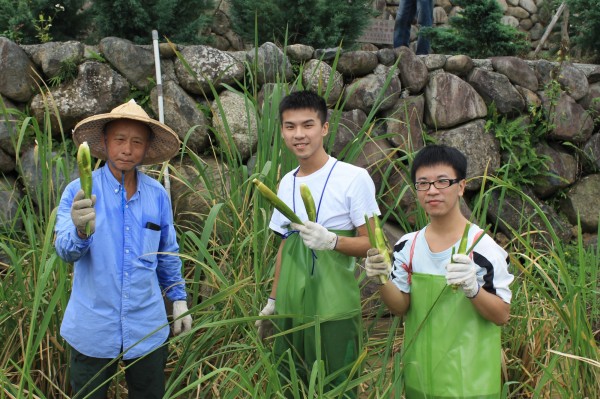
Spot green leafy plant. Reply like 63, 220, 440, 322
47, 57, 79, 87
229, 0, 376, 49
421, 0, 528, 58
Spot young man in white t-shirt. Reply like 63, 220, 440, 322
255, 90, 380, 396
365, 144, 513, 398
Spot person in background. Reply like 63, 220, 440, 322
255, 90, 380, 397
365, 144, 513, 398
55, 99, 192, 399
394, 0, 433, 55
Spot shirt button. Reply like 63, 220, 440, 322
115, 188, 119, 193
125, 249, 129, 253
125, 272, 128, 276
126, 226, 130, 231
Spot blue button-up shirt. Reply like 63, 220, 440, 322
55, 164, 186, 359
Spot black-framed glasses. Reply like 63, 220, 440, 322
414, 178, 461, 191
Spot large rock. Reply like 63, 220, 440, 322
329, 109, 368, 157
211, 90, 258, 161
531, 143, 578, 198
151, 80, 209, 154
425, 72, 487, 129
246, 42, 293, 85
396, 47, 429, 94
302, 59, 344, 106
491, 56, 539, 92
468, 68, 526, 115
486, 186, 572, 243
100, 37, 156, 90
583, 133, 600, 171
353, 138, 397, 193
287, 44, 314, 62
445, 55, 474, 77
336, 50, 379, 77
343, 65, 401, 114
560, 174, 600, 233
0, 37, 41, 102
431, 119, 501, 190
579, 82, 600, 123
541, 91, 594, 143
0, 96, 18, 157
383, 95, 426, 152
26, 41, 84, 79
556, 62, 589, 101
175, 45, 245, 94
30, 61, 130, 136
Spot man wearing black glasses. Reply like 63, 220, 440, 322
365, 144, 513, 398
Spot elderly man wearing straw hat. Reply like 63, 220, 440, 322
55, 99, 192, 398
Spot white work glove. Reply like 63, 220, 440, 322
70, 189, 96, 236
446, 254, 480, 298
172, 300, 192, 335
290, 221, 337, 251
365, 248, 390, 284
255, 298, 275, 340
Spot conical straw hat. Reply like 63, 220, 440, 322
72, 99, 180, 165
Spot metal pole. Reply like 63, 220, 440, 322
152, 29, 172, 201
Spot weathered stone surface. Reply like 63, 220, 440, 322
583, 133, 600, 171
0, 176, 22, 230
0, 96, 18, 157
353, 138, 397, 192
25, 41, 84, 79
445, 55, 474, 77
541, 91, 594, 143
535, 59, 558, 86
383, 95, 425, 151
337, 51, 379, 77
519, 18, 533, 30
507, 5, 530, 19
100, 37, 155, 90
422, 54, 447, 71
170, 157, 229, 231
432, 119, 501, 190
519, 0, 537, 14
0, 37, 41, 102
175, 45, 244, 94
487, 186, 572, 242
468, 68, 526, 114
425, 72, 487, 129
578, 82, 600, 122
377, 48, 397, 66
516, 85, 541, 108
247, 42, 293, 85
329, 108, 368, 157
501, 15, 520, 28
287, 44, 314, 62
344, 66, 401, 114
211, 90, 257, 161
302, 59, 344, 106
433, 6, 448, 24
151, 80, 209, 154
532, 142, 578, 198
396, 47, 429, 93
529, 23, 545, 41
30, 61, 130, 136
492, 56, 539, 92
560, 174, 600, 233
557, 63, 590, 101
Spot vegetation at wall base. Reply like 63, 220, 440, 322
228, 0, 375, 49
421, 0, 529, 58
0, 47, 599, 398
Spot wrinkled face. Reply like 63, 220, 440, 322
104, 119, 151, 174
414, 163, 466, 219
281, 108, 328, 161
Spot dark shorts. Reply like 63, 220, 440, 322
69, 343, 168, 399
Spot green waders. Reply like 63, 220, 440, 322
274, 230, 361, 398
403, 272, 501, 399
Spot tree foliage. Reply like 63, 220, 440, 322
228, 0, 375, 49
90, 0, 214, 45
421, 0, 528, 58
564, 0, 600, 60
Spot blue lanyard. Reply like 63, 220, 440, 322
291, 159, 338, 223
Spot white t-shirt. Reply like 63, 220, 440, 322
269, 157, 380, 235
390, 224, 514, 303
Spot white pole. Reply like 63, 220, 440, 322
152, 30, 172, 201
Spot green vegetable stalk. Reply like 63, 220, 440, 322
252, 178, 303, 225
299, 183, 316, 222
365, 214, 391, 284
77, 141, 93, 235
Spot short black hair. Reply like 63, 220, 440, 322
410, 144, 467, 182
279, 90, 327, 125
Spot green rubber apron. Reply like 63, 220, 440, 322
274, 230, 362, 391
402, 232, 501, 399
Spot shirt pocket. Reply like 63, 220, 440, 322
139, 228, 161, 265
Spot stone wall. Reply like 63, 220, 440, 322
0, 35, 599, 245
